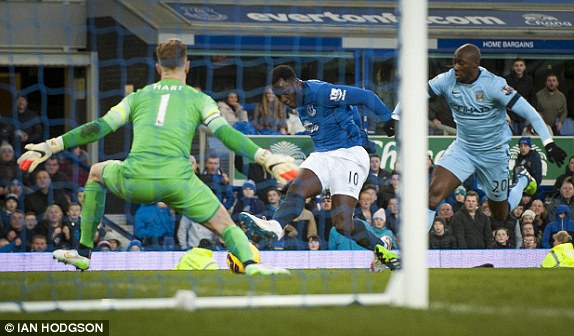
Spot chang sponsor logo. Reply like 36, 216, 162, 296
303, 120, 319, 134
329, 88, 346, 102
523, 13, 572, 27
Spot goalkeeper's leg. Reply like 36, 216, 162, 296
78, 162, 109, 250
53, 162, 110, 271
205, 205, 289, 276
78, 180, 107, 249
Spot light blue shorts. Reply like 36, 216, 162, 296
437, 140, 510, 202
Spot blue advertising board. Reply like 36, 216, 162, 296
437, 39, 574, 54
165, 3, 573, 30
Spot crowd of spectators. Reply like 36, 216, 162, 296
2, 141, 569, 252
0, 94, 107, 252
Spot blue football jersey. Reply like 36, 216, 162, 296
296, 80, 391, 152
428, 67, 516, 151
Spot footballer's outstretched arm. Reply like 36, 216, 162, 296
18, 99, 129, 172
320, 85, 392, 122
61, 118, 115, 148
507, 96, 552, 144
63, 95, 131, 147
507, 95, 566, 166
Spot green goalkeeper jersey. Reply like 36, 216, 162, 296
61, 78, 260, 179
99, 78, 219, 180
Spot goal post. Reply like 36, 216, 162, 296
0, 0, 430, 312
391, 0, 430, 309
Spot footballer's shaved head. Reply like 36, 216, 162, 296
453, 43, 481, 84
455, 44, 481, 65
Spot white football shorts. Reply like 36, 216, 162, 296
299, 146, 369, 199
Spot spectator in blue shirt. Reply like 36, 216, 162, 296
134, 202, 175, 250
200, 153, 235, 210
541, 205, 574, 249
513, 136, 542, 188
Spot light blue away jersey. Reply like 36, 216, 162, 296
296, 80, 391, 152
428, 67, 516, 151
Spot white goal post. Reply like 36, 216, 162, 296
390, 0, 430, 309
0, 0, 429, 313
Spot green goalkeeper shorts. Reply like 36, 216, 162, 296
102, 160, 220, 223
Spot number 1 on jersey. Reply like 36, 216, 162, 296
155, 94, 170, 126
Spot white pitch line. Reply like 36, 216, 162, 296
431, 302, 574, 319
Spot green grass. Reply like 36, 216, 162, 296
1, 269, 573, 336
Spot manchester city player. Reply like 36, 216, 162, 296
18, 38, 297, 275
420, 44, 566, 231
240, 64, 400, 270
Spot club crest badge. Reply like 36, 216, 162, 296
307, 105, 316, 117
475, 91, 485, 102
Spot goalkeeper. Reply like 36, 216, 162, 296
18, 38, 296, 275
240, 64, 400, 271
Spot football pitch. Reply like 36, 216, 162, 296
1, 268, 572, 336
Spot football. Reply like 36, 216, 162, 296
226, 243, 261, 274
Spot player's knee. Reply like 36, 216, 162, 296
87, 162, 106, 183
491, 210, 506, 222
333, 219, 351, 235
333, 217, 358, 236
490, 203, 508, 222
334, 224, 347, 236
428, 193, 443, 209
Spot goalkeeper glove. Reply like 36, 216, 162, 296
17, 137, 64, 172
254, 148, 299, 184
544, 142, 566, 168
